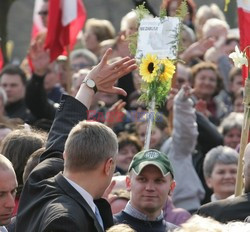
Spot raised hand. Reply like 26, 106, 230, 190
86, 48, 137, 96
180, 38, 215, 63
28, 33, 50, 76
105, 99, 126, 128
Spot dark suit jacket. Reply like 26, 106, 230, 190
197, 193, 250, 223
16, 95, 114, 232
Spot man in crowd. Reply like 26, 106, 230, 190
114, 149, 178, 232
0, 65, 35, 123
197, 142, 250, 222
15, 48, 137, 232
0, 154, 18, 232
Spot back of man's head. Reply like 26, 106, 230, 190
64, 120, 118, 172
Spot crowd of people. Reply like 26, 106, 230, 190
0, 0, 250, 231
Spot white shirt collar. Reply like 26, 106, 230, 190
63, 176, 96, 213
0, 226, 8, 232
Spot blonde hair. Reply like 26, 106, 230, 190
175, 215, 224, 232
64, 120, 118, 172
120, 11, 137, 31
85, 18, 116, 42
107, 224, 135, 232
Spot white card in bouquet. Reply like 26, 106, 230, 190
136, 17, 181, 60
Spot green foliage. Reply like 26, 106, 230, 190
176, 0, 188, 58
176, 0, 188, 20
139, 78, 172, 109
159, 7, 167, 20
128, 32, 138, 56
133, 3, 150, 23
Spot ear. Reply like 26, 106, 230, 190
168, 180, 176, 196
126, 175, 131, 191
205, 177, 213, 189
104, 158, 114, 176
63, 152, 66, 160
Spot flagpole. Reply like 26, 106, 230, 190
235, 78, 250, 196
144, 97, 155, 150
65, 45, 72, 94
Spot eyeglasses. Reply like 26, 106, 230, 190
71, 63, 92, 71
38, 10, 48, 16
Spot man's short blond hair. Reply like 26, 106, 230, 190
64, 120, 118, 172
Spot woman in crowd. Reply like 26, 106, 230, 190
203, 145, 238, 202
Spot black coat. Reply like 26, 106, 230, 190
15, 95, 114, 232
197, 193, 250, 223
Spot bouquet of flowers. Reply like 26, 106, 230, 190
129, 2, 187, 149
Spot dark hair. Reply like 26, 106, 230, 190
118, 132, 142, 152
0, 129, 47, 196
23, 147, 46, 183
229, 67, 242, 83
0, 64, 27, 86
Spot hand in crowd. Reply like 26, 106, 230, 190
195, 99, 211, 118
75, 48, 137, 109
176, 84, 193, 101
166, 88, 178, 112
85, 48, 137, 96
105, 99, 126, 128
180, 37, 214, 63
29, 33, 50, 76
115, 31, 131, 58
102, 180, 116, 200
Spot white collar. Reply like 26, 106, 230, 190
63, 176, 96, 213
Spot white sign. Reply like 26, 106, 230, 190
136, 17, 181, 60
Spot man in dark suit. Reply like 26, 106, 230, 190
15, 48, 137, 232
197, 142, 250, 223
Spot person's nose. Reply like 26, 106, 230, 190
145, 181, 155, 191
4, 193, 15, 209
224, 171, 235, 179
128, 151, 134, 159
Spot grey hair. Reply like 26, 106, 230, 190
64, 120, 118, 172
70, 49, 98, 66
0, 87, 7, 105
182, 24, 196, 43
219, 112, 243, 136
203, 145, 238, 178
203, 18, 229, 38
120, 11, 137, 31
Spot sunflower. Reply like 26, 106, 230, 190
159, 59, 176, 82
139, 54, 159, 83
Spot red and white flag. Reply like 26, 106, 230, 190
44, 0, 86, 61
237, 0, 250, 81
31, 0, 47, 40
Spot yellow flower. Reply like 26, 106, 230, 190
139, 54, 159, 83
159, 59, 176, 82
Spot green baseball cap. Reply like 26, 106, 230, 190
128, 149, 174, 178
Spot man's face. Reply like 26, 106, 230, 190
127, 165, 174, 218
0, 168, 17, 226
0, 74, 25, 104
71, 57, 93, 74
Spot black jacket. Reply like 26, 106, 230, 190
16, 95, 114, 232
197, 193, 250, 223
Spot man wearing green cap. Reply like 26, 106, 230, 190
113, 149, 178, 232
